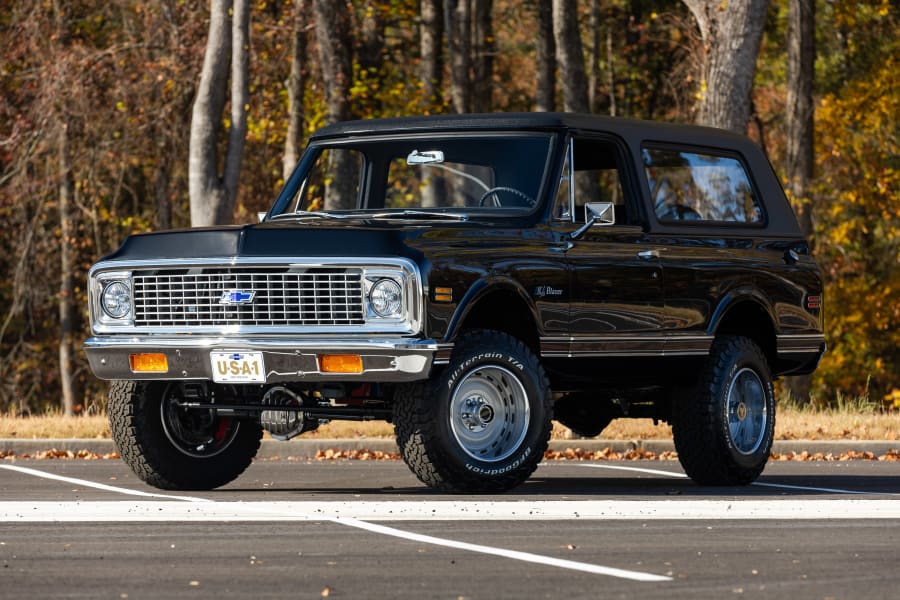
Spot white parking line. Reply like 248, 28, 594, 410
4, 499, 900, 522
550, 462, 900, 496
0, 464, 210, 502
0, 464, 670, 583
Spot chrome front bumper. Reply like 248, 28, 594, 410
84, 336, 438, 382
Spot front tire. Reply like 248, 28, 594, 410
394, 330, 552, 493
108, 380, 262, 490
673, 336, 775, 485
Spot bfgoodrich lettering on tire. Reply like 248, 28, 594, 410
108, 380, 262, 490
393, 330, 552, 492
673, 335, 775, 486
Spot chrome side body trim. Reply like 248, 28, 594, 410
540, 333, 826, 361
540, 334, 713, 358
775, 333, 827, 354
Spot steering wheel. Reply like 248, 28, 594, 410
478, 186, 535, 207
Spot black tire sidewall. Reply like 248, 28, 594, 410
433, 343, 549, 483
715, 343, 776, 470
112, 381, 261, 490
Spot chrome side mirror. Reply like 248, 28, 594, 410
585, 202, 614, 225
571, 202, 615, 241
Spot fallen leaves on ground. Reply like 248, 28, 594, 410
771, 449, 900, 462
314, 449, 401, 461
544, 447, 679, 461
0, 448, 120, 460
546, 447, 900, 462
2, 447, 897, 462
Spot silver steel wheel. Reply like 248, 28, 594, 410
726, 367, 768, 455
449, 366, 530, 462
160, 384, 240, 458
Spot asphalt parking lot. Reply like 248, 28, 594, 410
1, 458, 899, 599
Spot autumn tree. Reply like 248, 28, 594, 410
419, 0, 445, 112
809, 0, 900, 404
553, 0, 590, 113
0, 0, 897, 415
533, 0, 556, 111
283, 0, 310, 180
683, 0, 769, 132
783, 0, 816, 403
314, 0, 356, 209
189, 0, 250, 227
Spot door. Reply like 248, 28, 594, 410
550, 136, 666, 358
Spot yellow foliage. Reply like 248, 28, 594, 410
813, 28, 900, 400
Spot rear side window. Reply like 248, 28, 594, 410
642, 147, 763, 224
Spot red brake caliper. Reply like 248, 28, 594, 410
214, 417, 232, 442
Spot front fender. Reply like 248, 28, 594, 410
443, 276, 541, 343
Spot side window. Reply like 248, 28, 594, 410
570, 138, 630, 224
296, 148, 363, 211
642, 147, 762, 224
552, 141, 572, 220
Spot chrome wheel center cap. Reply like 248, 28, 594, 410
460, 395, 494, 431
737, 402, 747, 421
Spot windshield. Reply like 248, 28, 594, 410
274, 133, 554, 219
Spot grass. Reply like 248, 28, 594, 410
1, 405, 896, 441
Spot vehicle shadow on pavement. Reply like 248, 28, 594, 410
220, 474, 900, 497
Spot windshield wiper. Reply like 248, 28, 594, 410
272, 209, 468, 222
270, 210, 334, 221
366, 210, 468, 221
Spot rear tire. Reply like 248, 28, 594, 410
673, 336, 775, 485
108, 380, 262, 490
393, 330, 552, 493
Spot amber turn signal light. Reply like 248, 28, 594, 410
434, 286, 453, 303
129, 353, 168, 373
319, 354, 363, 374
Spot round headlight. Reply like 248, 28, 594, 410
369, 278, 402, 318
101, 281, 131, 319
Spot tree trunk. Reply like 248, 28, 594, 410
359, 1, 386, 75
420, 0, 445, 207
155, 156, 172, 230
587, 0, 600, 113
419, 0, 444, 112
553, 0, 590, 113
683, 0, 769, 132
472, 0, 494, 113
785, 0, 815, 240
784, 0, 816, 404
314, 0, 353, 124
445, 0, 472, 113
314, 0, 356, 209
189, 0, 250, 227
605, 22, 617, 116
358, 0, 387, 115
534, 0, 556, 112
283, 0, 309, 180
58, 122, 76, 417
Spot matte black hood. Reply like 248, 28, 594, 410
100, 221, 426, 263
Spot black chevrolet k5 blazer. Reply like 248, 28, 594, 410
85, 113, 825, 492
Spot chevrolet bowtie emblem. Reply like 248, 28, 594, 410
219, 290, 256, 305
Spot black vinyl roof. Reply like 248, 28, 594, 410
310, 112, 748, 145
308, 112, 801, 238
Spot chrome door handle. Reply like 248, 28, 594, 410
637, 249, 660, 260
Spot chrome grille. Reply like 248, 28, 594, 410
132, 267, 365, 327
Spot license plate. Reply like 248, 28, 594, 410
210, 352, 265, 383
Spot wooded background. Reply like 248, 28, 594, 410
0, 0, 897, 415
